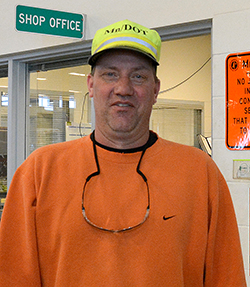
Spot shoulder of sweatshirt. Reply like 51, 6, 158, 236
30, 136, 90, 158
151, 136, 212, 162
15, 136, 92, 173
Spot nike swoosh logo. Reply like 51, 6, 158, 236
163, 215, 176, 221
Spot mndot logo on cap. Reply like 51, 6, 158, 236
88, 19, 161, 66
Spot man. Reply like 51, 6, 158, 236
0, 20, 246, 286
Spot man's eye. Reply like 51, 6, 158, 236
106, 72, 115, 77
132, 74, 146, 83
135, 74, 142, 79
106, 72, 117, 77
102, 72, 118, 81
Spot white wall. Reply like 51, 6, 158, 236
1, 0, 250, 56
213, 8, 250, 282
1, 0, 250, 283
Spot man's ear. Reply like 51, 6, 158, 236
154, 78, 161, 104
87, 74, 94, 98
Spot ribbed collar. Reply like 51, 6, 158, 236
90, 131, 158, 154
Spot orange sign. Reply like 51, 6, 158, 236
226, 52, 250, 150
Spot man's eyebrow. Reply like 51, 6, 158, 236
96, 65, 117, 71
98, 65, 151, 71
132, 65, 152, 71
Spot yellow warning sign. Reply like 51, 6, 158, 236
226, 52, 250, 150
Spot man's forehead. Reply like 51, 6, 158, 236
94, 49, 155, 68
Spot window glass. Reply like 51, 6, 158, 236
29, 65, 91, 155
0, 77, 8, 218
151, 101, 202, 147
156, 34, 211, 148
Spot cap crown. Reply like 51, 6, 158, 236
89, 20, 161, 65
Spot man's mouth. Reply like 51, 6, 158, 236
113, 101, 134, 108
116, 103, 130, 107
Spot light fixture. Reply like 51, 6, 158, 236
69, 72, 86, 77
69, 96, 76, 109
69, 90, 81, 94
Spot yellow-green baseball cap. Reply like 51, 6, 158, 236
88, 19, 161, 66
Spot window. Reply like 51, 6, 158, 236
28, 65, 92, 155
151, 99, 203, 147
156, 34, 211, 143
0, 76, 8, 218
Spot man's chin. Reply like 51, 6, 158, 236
109, 123, 136, 134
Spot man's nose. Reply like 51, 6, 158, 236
114, 76, 134, 96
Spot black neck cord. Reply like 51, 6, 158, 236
86, 131, 149, 184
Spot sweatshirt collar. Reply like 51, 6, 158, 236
90, 131, 158, 154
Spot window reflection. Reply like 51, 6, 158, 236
29, 65, 92, 155
0, 77, 8, 218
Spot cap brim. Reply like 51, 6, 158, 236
88, 47, 159, 66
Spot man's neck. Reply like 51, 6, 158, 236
93, 128, 151, 150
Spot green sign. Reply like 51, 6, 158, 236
16, 5, 85, 39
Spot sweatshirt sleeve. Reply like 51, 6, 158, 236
204, 161, 247, 287
0, 158, 41, 286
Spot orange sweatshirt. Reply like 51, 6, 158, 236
0, 134, 246, 286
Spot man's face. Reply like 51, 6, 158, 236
87, 49, 160, 143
